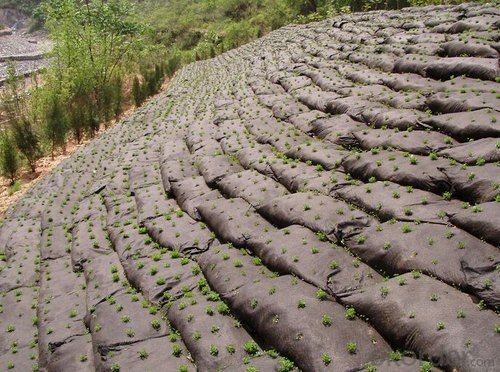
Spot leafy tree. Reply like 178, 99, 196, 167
111, 76, 124, 118
44, 93, 68, 158
10, 118, 41, 173
40, 0, 158, 134
132, 76, 144, 107
1, 63, 41, 172
0, 133, 19, 185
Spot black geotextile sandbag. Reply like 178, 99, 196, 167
296, 89, 342, 112
276, 136, 347, 170
244, 116, 291, 144
440, 76, 499, 94
214, 106, 240, 123
438, 137, 500, 165
134, 183, 178, 222
0, 219, 25, 252
128, 162, 161, 191
311, 114, 369, 146
122, 250, 199, 304
1, 217, 40, 258
197, 198, 276, 247
381, 72, 444, 93
186, 123, 219, 150
191, 139, 223, 162
258, 192, 373, 241
426, 91, 498, 114
87, 289, 169, 348
108, 219, 152, 260
342, 273, 500, 372
168, 290, 279, 372
103, 193, 138, 226
224, 274, 392, 372
122, 146, 160, 166
0, 287, 40, 371
96, 335, 194, 372
217, 169, 289, 209
360, 107, 426, 130
348, 52, 396, 72
198, 155, 244, 187
216, 119, 247, 141
71, 194, 106, 224
83, 250, 129, 308
351, 357, 442, 372
422, 109, 500, 140
287, 110, 328, 133
40, 193, 78, 230
249, 77, 285, 95
44, 334, 94, 372
160, 158, 199, 194
171, 176, 223, 220
439, 163, 499, 203
337, 85, 426, 111
248, 225, 382, 296
38, 258, 88, 369
353, 128, 456, 155
71, 216, 112, 272
40, 224, 71, 260
326, 97, 385, 122
279, 75, 313, 92
335, 181, 462, 224
219, 134, 254, 154
197, 243, 276, 298
342, 150, 450, 194
393, 54, 437, 76
238, 103, 273, 122
160, 138, 189, 163
257, 93, 287, 109
424, 56, 499, 81
0, 248, 39, 292
270, 159, 351, 194
144, 211, 215, 257
449, 201, 500, 246
310, 68, 354, 92
109, 222, 200, 303
272, 97, 310, 120
345, 221, 499, 307
346, 68, 389, 86
443, 14, 499, 34
236, 144, 278, 176
439, 40, 499, 58
404, 43, 442, 57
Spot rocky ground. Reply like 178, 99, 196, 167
0, 2, 499, 372
0, 8, 48, 86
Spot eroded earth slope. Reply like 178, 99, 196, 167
0, 2, 499, 371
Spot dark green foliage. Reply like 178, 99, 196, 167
133, 76, 144, 107
0, 133, 19, 184
112, 77, 124, 119
1, 64, 41, 172
10, 118, 41, 172
44, 93, 68, 158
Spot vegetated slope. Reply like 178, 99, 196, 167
1, 2, 499, 371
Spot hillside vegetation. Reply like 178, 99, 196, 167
138, 0, 420, 68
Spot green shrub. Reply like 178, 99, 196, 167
0, 133, 19, 184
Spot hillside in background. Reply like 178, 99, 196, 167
1, 0, 422, 68
138, 0, 416, 67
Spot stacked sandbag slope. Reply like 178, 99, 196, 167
1, 2, 499, 371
